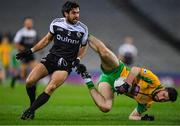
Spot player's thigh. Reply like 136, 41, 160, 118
45, 70, 68, 95
26, 63, 49, 86
29, 60, 38, 70
98, 82, 114, 105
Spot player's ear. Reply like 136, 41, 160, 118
64, 12, 69, 17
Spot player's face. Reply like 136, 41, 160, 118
24, 19, 33, 29
153, 90, 169, 102
66, 7, 80, 24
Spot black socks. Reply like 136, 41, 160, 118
26, 85, 36, 105
29, 92, 50, 111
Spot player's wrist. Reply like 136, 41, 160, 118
84, 78, 92, 83
77, 57, 81, 61
72, 57, 81, 68
30, 48, 35, 53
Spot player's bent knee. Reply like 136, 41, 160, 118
100, 107, 111, 113
26, 77, 36, 87
99, 104, 112, 113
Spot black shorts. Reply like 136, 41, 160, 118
40, 53, 73, 74
21, 54, 35, 63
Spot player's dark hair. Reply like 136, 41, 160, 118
165, 87, 178, 102
61, 1, 80, 17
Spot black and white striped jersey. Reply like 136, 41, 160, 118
49, 18, 88, 61
14, 27, 38, 49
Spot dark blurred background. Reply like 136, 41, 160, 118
0, 0, 180, 86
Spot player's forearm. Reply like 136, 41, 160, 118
31, 33, 53, 53
129, 115, 141, 120
125, 66, 141, 85
129, 108, 141, 120
77, 44, 88, 59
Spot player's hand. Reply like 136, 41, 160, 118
115, 82, 130, 94
75, 64, 91, 79
75, 64, 87, 74
130, 84, 140, 96
16, 49, 33, 60
141, 114, 154, 121
81, 71, 91, 79
72, 58, 80, 68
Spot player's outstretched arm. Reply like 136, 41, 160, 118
77, 44, 89, 60
72, 44, 89, 68
31, 32, 53, 53
16, 32, 53, 61
129, 107, 154, 121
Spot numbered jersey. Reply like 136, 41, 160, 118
49, 18, 88, 62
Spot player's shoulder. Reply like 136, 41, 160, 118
15, 27, 26, 37
51, 18, 65, 24
76, 21, 88, 32
16, 27, 25, 33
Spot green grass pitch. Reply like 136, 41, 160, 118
0, 82, 180, 125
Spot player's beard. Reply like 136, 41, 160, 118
67, 17, 79, 24
152, 91, 159, 102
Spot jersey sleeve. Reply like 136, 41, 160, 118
14, 31, 22, 43
136, 102, 152, 114
81, 25, 88, 46
49, 20, 55, 34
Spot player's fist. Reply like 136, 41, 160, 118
141, 114, 154, 121
72, 58, 80, 67
81, 71, 91, 79
75, 64, 91, 79
75, 64, 87, 74
16, 49, 33, 60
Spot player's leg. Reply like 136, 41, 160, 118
88, 35, 119, 71
44, 70, 68, 95
26, 60, 38, 102
21, 70, 68, 120
20, 63, 27, 80
29, 60, 38, 70
25, 63, 49, 106
87, 35, 118, 112
89, 82, 114, 112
